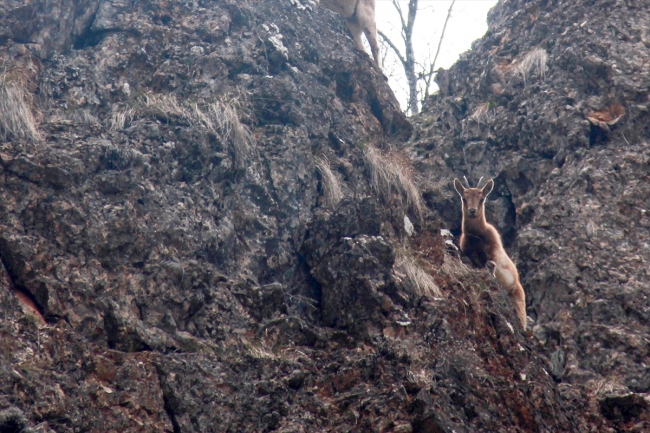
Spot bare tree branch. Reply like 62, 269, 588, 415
380, 0, 458, 114
391, 0, 407, 31
378, 30, 407, 67
380, 0, 419, 114
423, 0, 456, 100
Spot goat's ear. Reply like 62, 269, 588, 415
453, 178, 465, 196
481, 179, 494, 198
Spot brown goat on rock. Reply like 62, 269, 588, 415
320, 0, 381, 69
453, 178, 527, 329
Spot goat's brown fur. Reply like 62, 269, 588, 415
321, 0, 381, 69
453, 178, 527, 329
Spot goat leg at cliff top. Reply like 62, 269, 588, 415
320, 0, 381, 69
453, 178, 527, 329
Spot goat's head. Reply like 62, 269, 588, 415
453, 177, 494, 219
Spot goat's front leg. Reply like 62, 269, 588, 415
345, 17, 366, 53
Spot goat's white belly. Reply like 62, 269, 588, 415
320, 0, 357, 17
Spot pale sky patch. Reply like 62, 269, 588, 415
375, 0, 499, 110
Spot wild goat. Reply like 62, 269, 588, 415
320, 0, 381, 69
453, 177, 527, 329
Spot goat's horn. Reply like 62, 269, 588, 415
477, 176, 485, 188
463, 176, 470, 188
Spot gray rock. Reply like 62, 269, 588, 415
0, 0, 641, 431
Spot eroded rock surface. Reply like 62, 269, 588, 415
413, 0, 650, 430
0, 0, 643, 431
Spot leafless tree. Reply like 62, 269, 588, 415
378, 0, 456, 115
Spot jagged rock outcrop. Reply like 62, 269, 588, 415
1, 0, 645, 431
413, 0, 650, 431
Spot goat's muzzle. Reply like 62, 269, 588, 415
468, 208, 478, 218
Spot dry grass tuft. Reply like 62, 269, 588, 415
109, 93, 189, 130
315, 156, 344, 208
140, 92, 192, 120
0, 79, 41, 141
193, 101, 252, 170
363, 146, 423, 218
109, 108, 135, 131
514, 48, 548, 84
247, 343, 279, 360
492, 48, 548, 86
407, 369, 433, 387
70, 109, 101, 126
108, 94, 253, 169
468, 101, 495, 123
101, 142, 145, 170
395, 255, 442, 298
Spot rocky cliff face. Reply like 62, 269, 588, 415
414, 0, 650, 431
0, 0, 645, 432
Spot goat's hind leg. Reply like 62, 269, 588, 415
490, 259, 527, 330
348, 0, 381, 69
508, 284, 527, 330
363, 19, 380, 69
